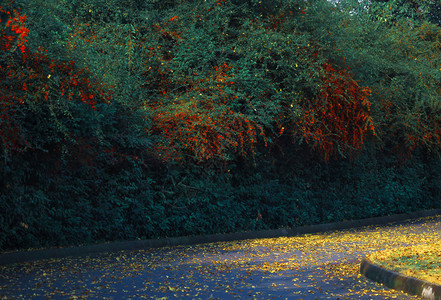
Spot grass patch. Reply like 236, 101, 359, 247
368, 242, 441, 285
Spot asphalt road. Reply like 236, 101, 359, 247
1, 215, 440, 299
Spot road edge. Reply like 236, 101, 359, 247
360, 258, 441, 300
1, 208, 440, 266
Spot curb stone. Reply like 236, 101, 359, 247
360, 258, 441, 300
1, 209, 441, 266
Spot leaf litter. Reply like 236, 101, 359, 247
368, 241, 441, 285
0, 215, 440, 299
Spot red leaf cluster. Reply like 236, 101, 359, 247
295, 63, 375, 162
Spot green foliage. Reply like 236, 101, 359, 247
427, 1, 441, 25
1, 0, 441, 252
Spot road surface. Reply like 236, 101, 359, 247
1, 215, 440, 299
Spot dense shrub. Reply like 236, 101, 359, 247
1, 0, 440, 252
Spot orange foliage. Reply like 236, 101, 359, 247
0, 6, 30, 150
0, 6, 113, 152
0, 7, 29, 53
148, 62, 267, 164
295, 63, 375, 162
266, 11, 292, 30
152, 19, 183, 42
400, 107, 441, 162
66, 21, 102, 51
151, 105, 263, 163
215, 0, 227, 7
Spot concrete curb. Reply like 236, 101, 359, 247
360, 258, 441, 300
1, 208, 440, 266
